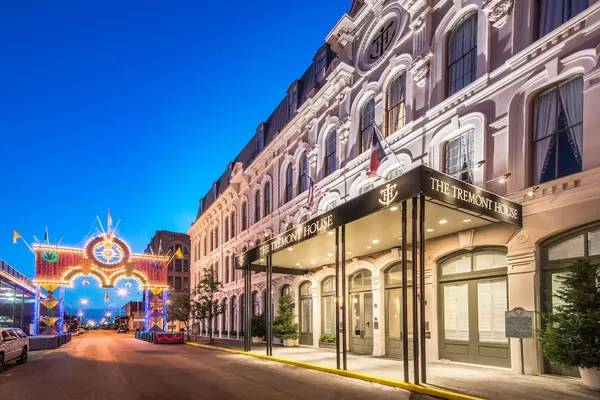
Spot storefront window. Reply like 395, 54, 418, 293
321, 277, 335, 335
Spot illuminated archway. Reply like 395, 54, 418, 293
62, 267, 110, 288
108, 270, 149, 288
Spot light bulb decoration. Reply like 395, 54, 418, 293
104, 290, 110, 302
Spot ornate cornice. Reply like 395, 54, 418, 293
483, 0, 513, 29
409, 50, 433, 87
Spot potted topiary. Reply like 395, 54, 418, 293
540, 259, 600, 391
251, 314, 266, 344
319, 333, 336, 349
273, 295, 299, 347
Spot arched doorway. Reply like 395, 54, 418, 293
230, 296, 237, 336
298, 281, 313, 345
320, 277, 336, 341
221, 298, 228, 335
438, 247, 509, 368
541, 222, 600, 377
239, 294, 245, 336
252, 291, 259, 317
384, 261, 413, 358
349, 270, 373, 354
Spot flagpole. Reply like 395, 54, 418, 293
19, 237, 35, 254
96, 216, 106, 234
112, 220, 121, 236
372, 121, 406, 173
45, 226, 49, 245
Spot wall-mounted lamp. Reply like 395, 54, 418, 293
485, 172, 511, 184
527, 186, 540, 198
455, 160, 486, 176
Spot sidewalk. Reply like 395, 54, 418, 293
190, 337, 597, 400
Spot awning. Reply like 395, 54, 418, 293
236, 165, 522, 273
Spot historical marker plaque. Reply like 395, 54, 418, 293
505, 307, 533, 338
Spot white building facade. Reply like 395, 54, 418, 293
189, 0, 600, 377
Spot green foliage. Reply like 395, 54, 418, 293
251, 314, 266, 337
539, 259, 600, 369
319, 333, 336, 343
273, 295, 299, 340
166, 292, 192, 332
191, 267, 223, 344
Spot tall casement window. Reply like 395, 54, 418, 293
210, 229, 214, 252
230, 211, 236, 238
321, 277, 336, 336
538, 0, 588, 38
230, 296, 237, 334
254, 191, 261, 223
264, 183, 271, 217
203, 235, 208, 256
289, 86, 298, 117
257, 128, 265, 152
439, 248, 509, 368
447, 13, 478, 97
224, 217, 229, 243
224, 256, 229, 284
360, 98, 375, 153
280, 284, 291, 297
285, 164, 294, 203
241, 201, 248, 231
221, 298, 228, 333
325, 131, 337, 177
252, 291, 260, 317
445, 130, 475, 183
299, 155, 308, 193
386, 73, 406, 136
533, 77, 583, 185
315, 51, 327, 83
215, 226, 219, 248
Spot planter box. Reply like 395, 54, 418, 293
283, 339, 296, 347
252, 336, 264, 344
319, 342, 336, 350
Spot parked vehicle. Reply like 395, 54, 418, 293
68, 329, 79, 336
117, 327, 127, 333
0, 328, 29, 373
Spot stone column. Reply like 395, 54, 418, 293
507, 248, 540, 375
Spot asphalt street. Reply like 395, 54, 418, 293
0, 330, 430, 400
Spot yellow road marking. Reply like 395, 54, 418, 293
185, 342, 483, 400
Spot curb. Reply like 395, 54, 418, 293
185, 342, 483, 400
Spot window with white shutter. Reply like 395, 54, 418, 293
477, 279, 508, 343
443, 283, 469, 341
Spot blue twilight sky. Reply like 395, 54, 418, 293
0, 1, 349, 316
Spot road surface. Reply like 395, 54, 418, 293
0, 330, 429, 400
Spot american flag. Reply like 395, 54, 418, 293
306, 175, 322, 211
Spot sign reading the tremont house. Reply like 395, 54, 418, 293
259, 215, 334, 258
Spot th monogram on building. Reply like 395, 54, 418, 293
189, 0, 600, 379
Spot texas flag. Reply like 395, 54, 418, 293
369, 126, 385, 177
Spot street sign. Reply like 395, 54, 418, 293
505, 307, 533, 338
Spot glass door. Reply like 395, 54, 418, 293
349, 292, 374, 354
299, 297, 313, 345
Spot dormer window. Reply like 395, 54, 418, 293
315, 51, 326, 83
289, 85, 298, 118
257, 128, 265, 152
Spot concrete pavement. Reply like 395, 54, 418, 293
0, 330, 430, 400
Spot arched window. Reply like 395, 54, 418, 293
299, 155, 308, 193
532, 76, 583, 185
254, 191, 261, 223
321, 277, 336, 335
215, 226, 219, 248
210, 230, 214, 252
222, 298, 228, 333
360, 98, 375, 153
183, 246, 189, 256
350, 270, 372, 292
280, 284, 291, 297
386, 73, 406, 136
264, 183, 271, 217
224, 256, 229, 284
230, 296, 237, 334
240, 294, 245, 335
224, 217, 229, 243
444, 129, 475, 183
203, 235, 208, 256
447, 13, 478, 97
231, 211, 236, 238
285, 164, 294, 203
252, 291, 260, 317
537, 0, 588, 38
299, 281, 311, 296
325, 131, 337, 176
241, 201, 248, 231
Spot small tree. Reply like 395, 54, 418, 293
167, 292, 192, 336
273, 295, 299, 341
191, 267, 223, 344
540, 259, 600, 370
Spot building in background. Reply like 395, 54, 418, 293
147, 230, 190, 331
189, 0, 600, 379
121, 301, 144, 331
0, 260, 38, 335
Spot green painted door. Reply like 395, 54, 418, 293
349, 292, 374, 354
385, 287, 414, 358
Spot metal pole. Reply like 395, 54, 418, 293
335, 227, 341, 370
244, 266, 249, 351
266, 256, 272, 356
341, 225, 347, 370
401, 200, 409, 382
412, 197, 420, 384
247, 266, 252, 352
419, 194, 427, 383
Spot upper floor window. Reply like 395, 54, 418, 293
447, 13, 477, 97
445, 130, 475, 183
183, 246, 189, 256
264, 183, 271, 217
257, 128, 265, 152
242, 201, 248, 231
537, 0, 588, 38
315, 51, 327, 83
299, 155, 308, 193
361, 98, 375, 153
533, 77, 583, 185
285, 165, 294, 203
254, 191, 261, 223
386, 73, 406, 136
175, 259, 182, 272
224, 217, 229, 242
215, 226, 219, 248
231, 211, 236, 238
203, 235, 208, 256
210, 230, 214, 251
325, 131, 337, 177
225, 256, 229, 284
183, 259, 189, 272
289, 86, 298, 117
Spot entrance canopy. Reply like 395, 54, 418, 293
236, 166, 522, 273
